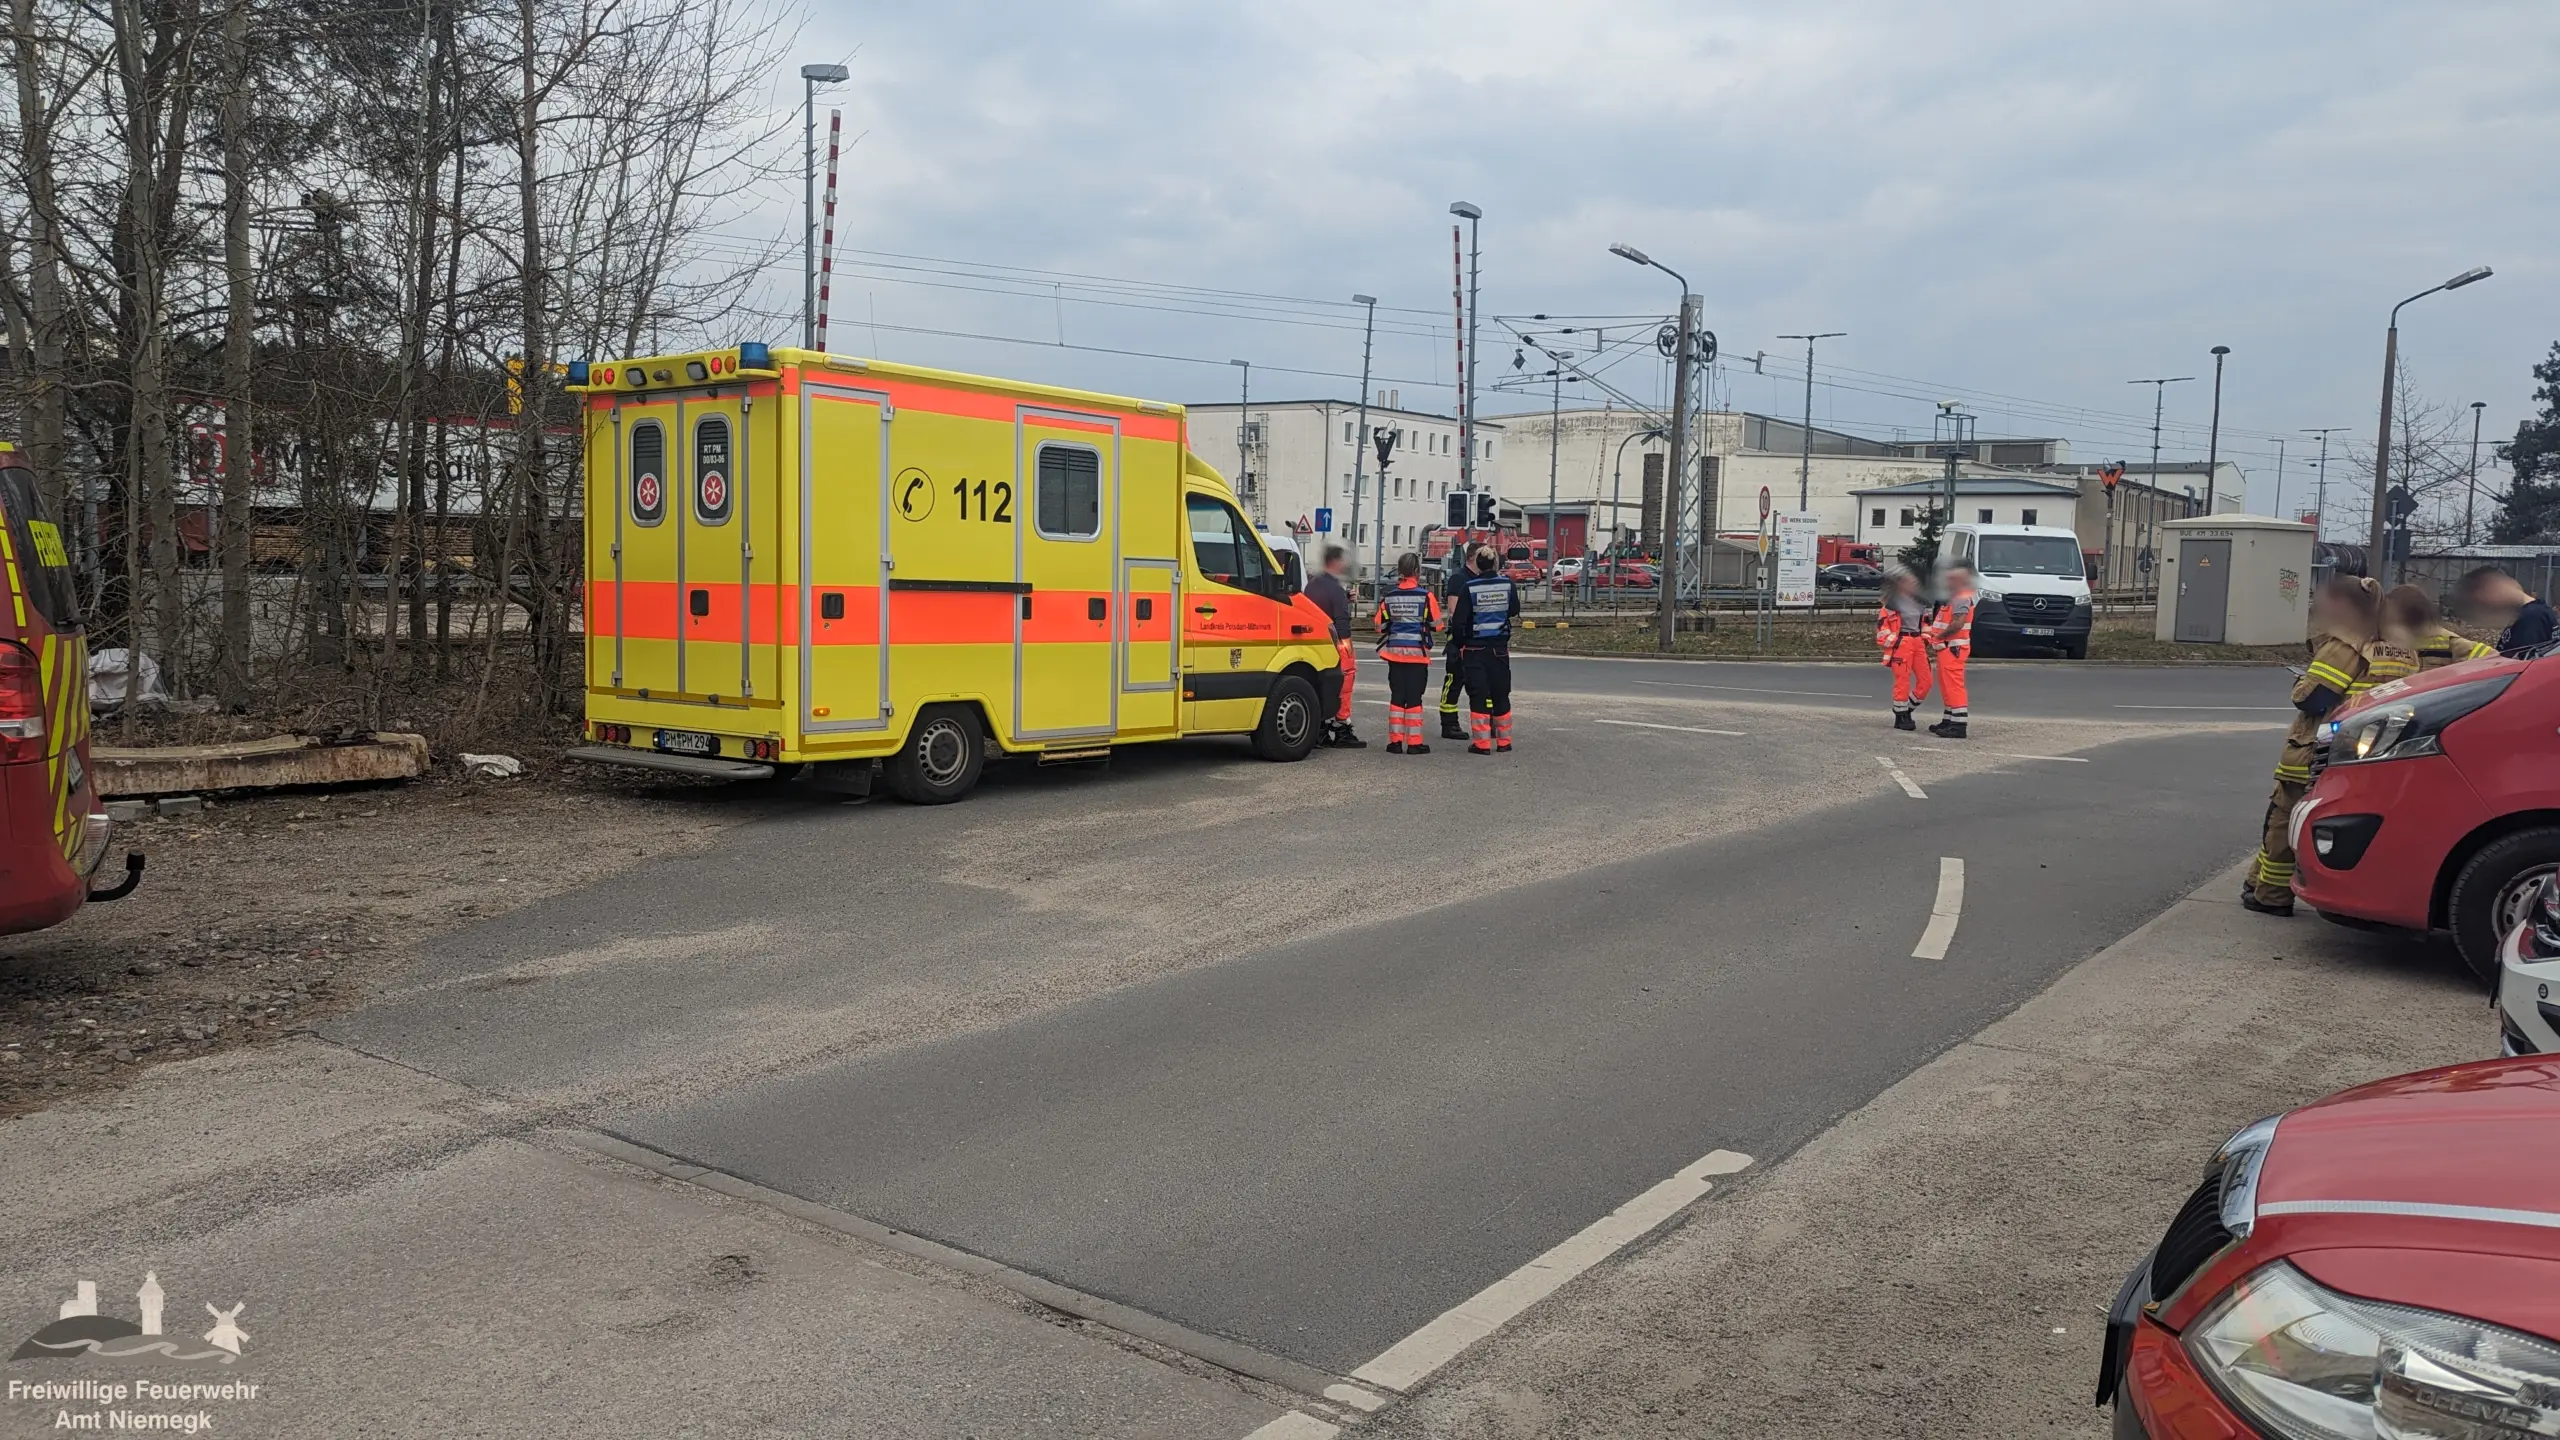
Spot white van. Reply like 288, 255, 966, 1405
1943, 523, 2093, 658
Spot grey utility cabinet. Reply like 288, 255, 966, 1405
2155, 516, 2316, 646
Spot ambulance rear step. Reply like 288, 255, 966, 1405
563, 745, 774, 781
1036, 746, 1111, 767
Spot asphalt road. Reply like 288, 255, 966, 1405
322, 658, 2286, 1392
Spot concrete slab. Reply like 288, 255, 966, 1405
93, 733, 428, 797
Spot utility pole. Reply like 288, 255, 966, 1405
2270, 439, 2286, 525
2206, 346, 2230, 510
1347, 295, 1378, 587
1608, 243, 1699, 652
2466, 401, 2486, 548
1544, 356, 1568, 576
1230, 359, 1259, 526
798, 62, 849, 349
2129, 375, 2194, 603
2372, 267, 2493, 579
1451, 203, 1482, 499
1777, 331, 1844, 512
2302, 427, 2346, 540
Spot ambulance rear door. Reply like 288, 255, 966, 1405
799, 376, 891, 737
1015, 408, 1119, 741
607, 392, 681, 696
676, 391, 769, 705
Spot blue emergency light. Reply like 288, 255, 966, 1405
739, 342, 773, 371
566, 360, 590, 386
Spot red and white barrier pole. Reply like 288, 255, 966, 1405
816, 109, 842, 353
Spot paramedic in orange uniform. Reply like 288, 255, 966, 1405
1924, 564, 1977, 738
1372, 552, 1443, 755
1875, 567, 1933, 731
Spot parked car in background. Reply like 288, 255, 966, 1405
1818, 561, 1883, 591
2499, 875, 2560, 1055
1590, 560, 1660, 590
2098, 1054, 2560, 1439
2290, 649, 2558, 982
1549, 556, 1585, 585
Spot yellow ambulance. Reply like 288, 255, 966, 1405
565, 345, 1342, 803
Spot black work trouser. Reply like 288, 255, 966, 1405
1461, 644, 1512, 717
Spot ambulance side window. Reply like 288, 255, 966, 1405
1186, 494, 1270, 591
0, 469, 78, 629
694, 416, 733, 525
1035, 445, 1100, 540
630, 422, 666, 526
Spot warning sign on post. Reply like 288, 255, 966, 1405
1774, 511, 1822, 608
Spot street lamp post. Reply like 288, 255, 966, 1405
2207, 345, 2230, 509
1542, 355, 1570, 579
798, 62, 850, 350
1347, 295, 1378, 588
2371, 266, 2493, 580
2302, 427, 2346, 540
1451, 203, 1482, 500
1777, 331, 1844, 512
2466, 400, 2487, 548
1610, 243, 1699, 652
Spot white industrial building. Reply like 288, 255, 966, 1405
1183, 397, 1503, 580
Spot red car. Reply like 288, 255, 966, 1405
2099, 1054, 2560, 1438
0, 450, 136, 935
2289, 650, 2559, 981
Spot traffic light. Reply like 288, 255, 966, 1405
1475, 492, 1498, 526
2386, 485, 2418, 526
2099, 463, 2123, 491
1446, 491, 1468, 529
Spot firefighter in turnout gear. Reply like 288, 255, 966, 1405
1875, 568, 1934, 731
1924, 565, 1977, 739
2248, 576, 2383, 916
1373, 552, 1444, 755
1437, 557, 1472, 740
2383, 583, 2494, 673
1449, 546, 1522, 755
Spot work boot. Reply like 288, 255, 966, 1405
1408, 742, 1432, 755
1440, 714, 1467, 740
1468, 744, 1492, 756
1893, 710, 1917, 732
2240, 891, 2296, 918
1495, 742, 1512, 753
1385, 741, 1408, 755
1330, 723, 1368, 750
1929, 719, 1967, 739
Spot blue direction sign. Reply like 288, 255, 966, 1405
1315, 507, 1333, 532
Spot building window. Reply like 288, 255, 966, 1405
1976, 508, 1994, 523
1869, 507, 1884, 527
1898, 508, 1916, 527
1344, 422, 1355, 443
1035, 444, 1102, 539
2020, 508, 2039, 526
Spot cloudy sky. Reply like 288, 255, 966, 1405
748, 0, 2558, 523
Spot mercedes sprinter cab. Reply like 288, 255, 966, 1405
1940, 522, 2093, 657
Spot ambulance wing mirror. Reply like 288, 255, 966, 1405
1277, 549, 1304, 596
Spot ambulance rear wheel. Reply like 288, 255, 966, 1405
1252, 675, 1320, 762
887, 705, 985, 804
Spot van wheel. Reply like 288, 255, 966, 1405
1252, 676, 1320, 762
886, 705, 985, 805
2447, 828, 2560, 985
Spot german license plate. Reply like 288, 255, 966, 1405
2023, 626, 2056, 637
653, 728, 719, 757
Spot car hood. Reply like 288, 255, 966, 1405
2261, 1056, 2560, 1218
2332, 650, 2527, 717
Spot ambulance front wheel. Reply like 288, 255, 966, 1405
1252, 675, 1321, 762
887, 704, 987, 805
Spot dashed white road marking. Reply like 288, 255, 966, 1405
1913, 857, 1965, 959
1632, 678, 1865, 699
1593, 717, 1749, 738
1990, 752, 2090, 763
1349, 1149, 1755, 1395
2113, 705, 2292, 712
1241, 1412, 1341, 1440
1876, 755, 1927, 799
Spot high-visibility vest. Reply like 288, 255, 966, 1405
1462, 575, 1518, 643
1375, 582, 1437, 661
1926, 591, 1976, 652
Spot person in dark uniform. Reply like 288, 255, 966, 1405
1301, 545, 1365, 748
1437, 554, 1472, 740
1448, 545, 1522, 755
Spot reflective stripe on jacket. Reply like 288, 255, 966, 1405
1925, 590, 1976, 651
1458, 574, 1519, 644
2278, 633, 2367, 783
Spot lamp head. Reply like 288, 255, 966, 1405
1608, 243, 1649, 266
2211, 345, 2230, 356
2445, 265, 2493, 290
800, 62, 850, 82
1450, 201, 1482, 220
1352, 293, 1377, 306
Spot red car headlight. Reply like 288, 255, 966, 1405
2185, 1260, 2560, 1439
